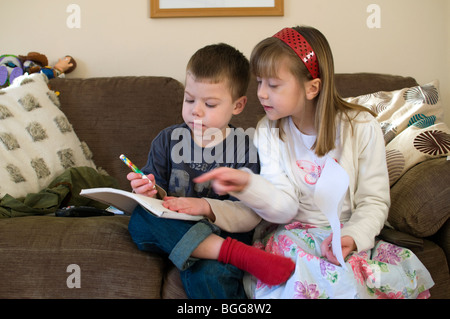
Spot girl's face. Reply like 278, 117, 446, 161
256, 58, 307, 122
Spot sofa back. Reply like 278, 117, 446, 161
49, 73, 418, 190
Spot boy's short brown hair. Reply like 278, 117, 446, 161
186, 43, 250, 101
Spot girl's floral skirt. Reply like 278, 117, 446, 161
245, 221, 435, 299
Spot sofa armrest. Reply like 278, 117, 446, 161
429, 219, 450, 266
389, 157, 450, 238
378, 227, 424, 250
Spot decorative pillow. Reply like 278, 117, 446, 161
345, 80, 450, 185
0, 73, 97, 198
385, 122, 450, 185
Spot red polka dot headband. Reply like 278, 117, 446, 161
273, 28, 320, 79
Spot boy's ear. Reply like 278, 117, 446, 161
232, 96, 247, 115
305, 78, 322, 100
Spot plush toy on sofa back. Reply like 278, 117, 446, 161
0, 55, 23, 87
0, 52, 76, 87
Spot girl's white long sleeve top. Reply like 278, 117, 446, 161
233, 111, 391, 252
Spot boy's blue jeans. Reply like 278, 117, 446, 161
128, 205, 252, 299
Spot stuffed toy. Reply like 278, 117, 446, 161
0, 54, 23, 86
20, 52, 77, 79
0, 52, 76, 87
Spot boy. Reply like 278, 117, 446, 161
127, 43, 294, 299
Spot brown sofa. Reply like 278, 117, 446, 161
0, 73, 448, 299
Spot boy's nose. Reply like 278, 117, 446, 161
191, 102, 203, 116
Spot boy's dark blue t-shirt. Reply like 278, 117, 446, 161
142, 123, 260, 201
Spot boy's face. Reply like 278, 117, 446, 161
182, 72, 246, 147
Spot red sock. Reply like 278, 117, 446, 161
218, 237, 295, 286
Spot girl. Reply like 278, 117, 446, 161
196, 26, 434, 299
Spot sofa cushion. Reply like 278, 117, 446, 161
0, 215, 165, 298
345, 80, 450, 185
411, 239, 450, 299
335, 73, 419, 98
430, 219, 450, 265
0, 73, 97, 198
389, 157, 450, 238
161, 265, 188, 299
49, 76, 185, 191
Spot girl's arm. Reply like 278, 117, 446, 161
161, 196, 262, 233
340, 115, 390, 252
235, 118, 299, 223
204, 198, 262, 233
196, 118, 300, 224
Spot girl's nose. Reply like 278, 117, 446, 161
257, 83, 269, 101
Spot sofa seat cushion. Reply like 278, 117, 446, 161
389, 158, 450, 238
411, 239, 450, 299
0, 215, 164, 298
161, 264, 188, 299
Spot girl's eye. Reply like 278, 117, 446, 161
256, 77, 278, 88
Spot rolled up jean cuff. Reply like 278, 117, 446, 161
169, 219, 221, 271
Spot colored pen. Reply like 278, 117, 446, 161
119, 154, 148, 177
120, 154, 156, 190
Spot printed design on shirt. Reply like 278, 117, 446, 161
296, 160, 323, 185
168, 164, 221, 198
295, 158, 339, 185
168, 169, 190, 197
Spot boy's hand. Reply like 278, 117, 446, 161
127, 172, 158, 198
194, 167, 250, 195
162, 197, 215, 220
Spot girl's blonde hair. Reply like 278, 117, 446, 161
250, 26, 376, 157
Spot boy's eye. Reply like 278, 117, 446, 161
205, 103, 217, 108
185, 99, 194, 103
